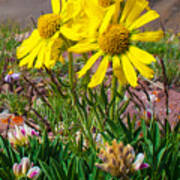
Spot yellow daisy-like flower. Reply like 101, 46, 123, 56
60, 0, 106, 41
17, 0, 81, 69
69, 0, 164, 88
61, 0, 122, 41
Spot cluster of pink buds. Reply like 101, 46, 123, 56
13, 157, 40, 179
8, 124, 39, 146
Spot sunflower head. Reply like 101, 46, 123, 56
98, 24, 129, 55
37, 13, 61, 38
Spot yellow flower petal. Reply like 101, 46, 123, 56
113, 0, 122, 23
16, 30, 41, 59
99, 5, 115, 34
59, 55, 65, 64
120, 0, 135, 23
127, 51, 154, 79
77, 50, 103, 78
68, 42, 99, 53
129, 46, 156, 64
131, 30, 164, 42
84, 0, 104, 21
88, 55, 109, 88
19, 42, 43, 68
34, 43, 46, 69
51, 0, 60, 14
61, 0, 82, 21
121, 54, 138, 87
60, 26, 83, 41
112, 55, 127, 84
125, 0, 149, 27
44, 43, 52, 68
129, 10, 160, 30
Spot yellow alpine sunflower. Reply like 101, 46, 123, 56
17, 0, 81, 69
61, 0, 121, 41
69, 0, 164, 88
60, 0, 105, 41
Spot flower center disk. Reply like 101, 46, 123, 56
98, 24, 130, 55
37, 14, 61, 38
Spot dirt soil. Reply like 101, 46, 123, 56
0, 0, 180, 31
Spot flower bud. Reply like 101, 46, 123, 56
132, 153, 145, 170
13, 163, 19, 176
27, 166, 41, 179
21, 157, 31, 174
13, 163, 23, 177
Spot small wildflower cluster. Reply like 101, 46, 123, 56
96, 140, 149, 177
8, 124, 39, 146
4, 70, 20, 83
13, 157, 40, 179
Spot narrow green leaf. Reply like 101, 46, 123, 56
78, 160, 86, 180
39, 160, 53, 180
157, 147, 167, 169
154, 122, 161, 152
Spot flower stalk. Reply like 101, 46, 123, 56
110, 75, 117, 121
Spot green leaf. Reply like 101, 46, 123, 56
157, 147, 167, 169
78, 159, 86, 180
67, 157, 76, 180
131, 127, 141, 145
107, 119, 122, 137
0, 151, 11, 167
88, 154, 96, 171
141, 119, 147, 139
100, 84, 108, 107
50, 158, 65, 179
0, 168, 14, 180
118, 100, 130, 115
154, 122, 161, 152
39, 160, 53, 180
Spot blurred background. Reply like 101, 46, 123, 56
0, 0, 51, 28
0, 0, 179, 32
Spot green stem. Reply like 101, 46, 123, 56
110, 75, 117, 121
68, 52, 74, 90
88, 89, 104, 131
68, 52, 96, 151
94, 106, 103, 131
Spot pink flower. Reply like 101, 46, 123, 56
8, 124, 39, 146
13, 157, 40, 179
27, 166, 41, 179
31, 130, 39, 136
132, 153, 149, 171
